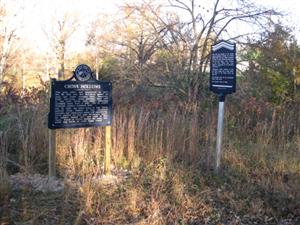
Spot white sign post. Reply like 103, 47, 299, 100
210, 41, 236, 174
215, 95, 225, 173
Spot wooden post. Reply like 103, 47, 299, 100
48, 78, 56, 177
104, 126, 111, 175
49, 129, 56, 177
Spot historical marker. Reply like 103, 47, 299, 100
48, 64, 113, 177
210, 41, 236, 174
210, 41, 236, 94
48, 64, 112, 129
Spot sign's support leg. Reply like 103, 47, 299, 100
104, 126, 111, 175
48, 77, 56, 178
215, 94, 225, 174
49, 129, 56, 177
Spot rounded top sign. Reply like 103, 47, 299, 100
74, 64, 92, 81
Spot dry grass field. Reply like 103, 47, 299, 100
0, 87, 299, 225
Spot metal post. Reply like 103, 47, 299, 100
215, 94, 225, 174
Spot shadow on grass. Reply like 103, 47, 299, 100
1, 179, 84, 225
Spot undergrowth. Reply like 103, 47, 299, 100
0, 87, 300, 224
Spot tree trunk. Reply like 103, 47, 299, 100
58, 41, 65, 80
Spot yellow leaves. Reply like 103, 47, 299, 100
294, 76, 300, 86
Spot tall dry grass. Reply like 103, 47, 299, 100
1, 90, 300, 176
0, 131, 10, 193
48, 96, 300, 184
1, 89, 300, 224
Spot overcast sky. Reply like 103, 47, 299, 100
6, 0, 300, 53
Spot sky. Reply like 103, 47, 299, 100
260, 0, 300, 31
19, 0, 122, 53
5, 0, 300, 53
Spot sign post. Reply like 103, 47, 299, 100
48, 64, 113, 176
210, 41, 236, 174
48, 76, 57, 177
48, 129, 56, 177
215, 94, 225, 173
105, 126, 111, 175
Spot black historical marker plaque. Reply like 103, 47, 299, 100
48, 65, 112, 129
210, 41, 236, 95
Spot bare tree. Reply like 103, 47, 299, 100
0, 1, 22, 88
86, 13, 117, 79
87, 2, 169, 84
86, 0, 279, 98
114, 2, 169, 79
162, 0, 280, 99
43, 11, 78, 80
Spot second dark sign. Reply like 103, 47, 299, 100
210, 41, 236, 95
